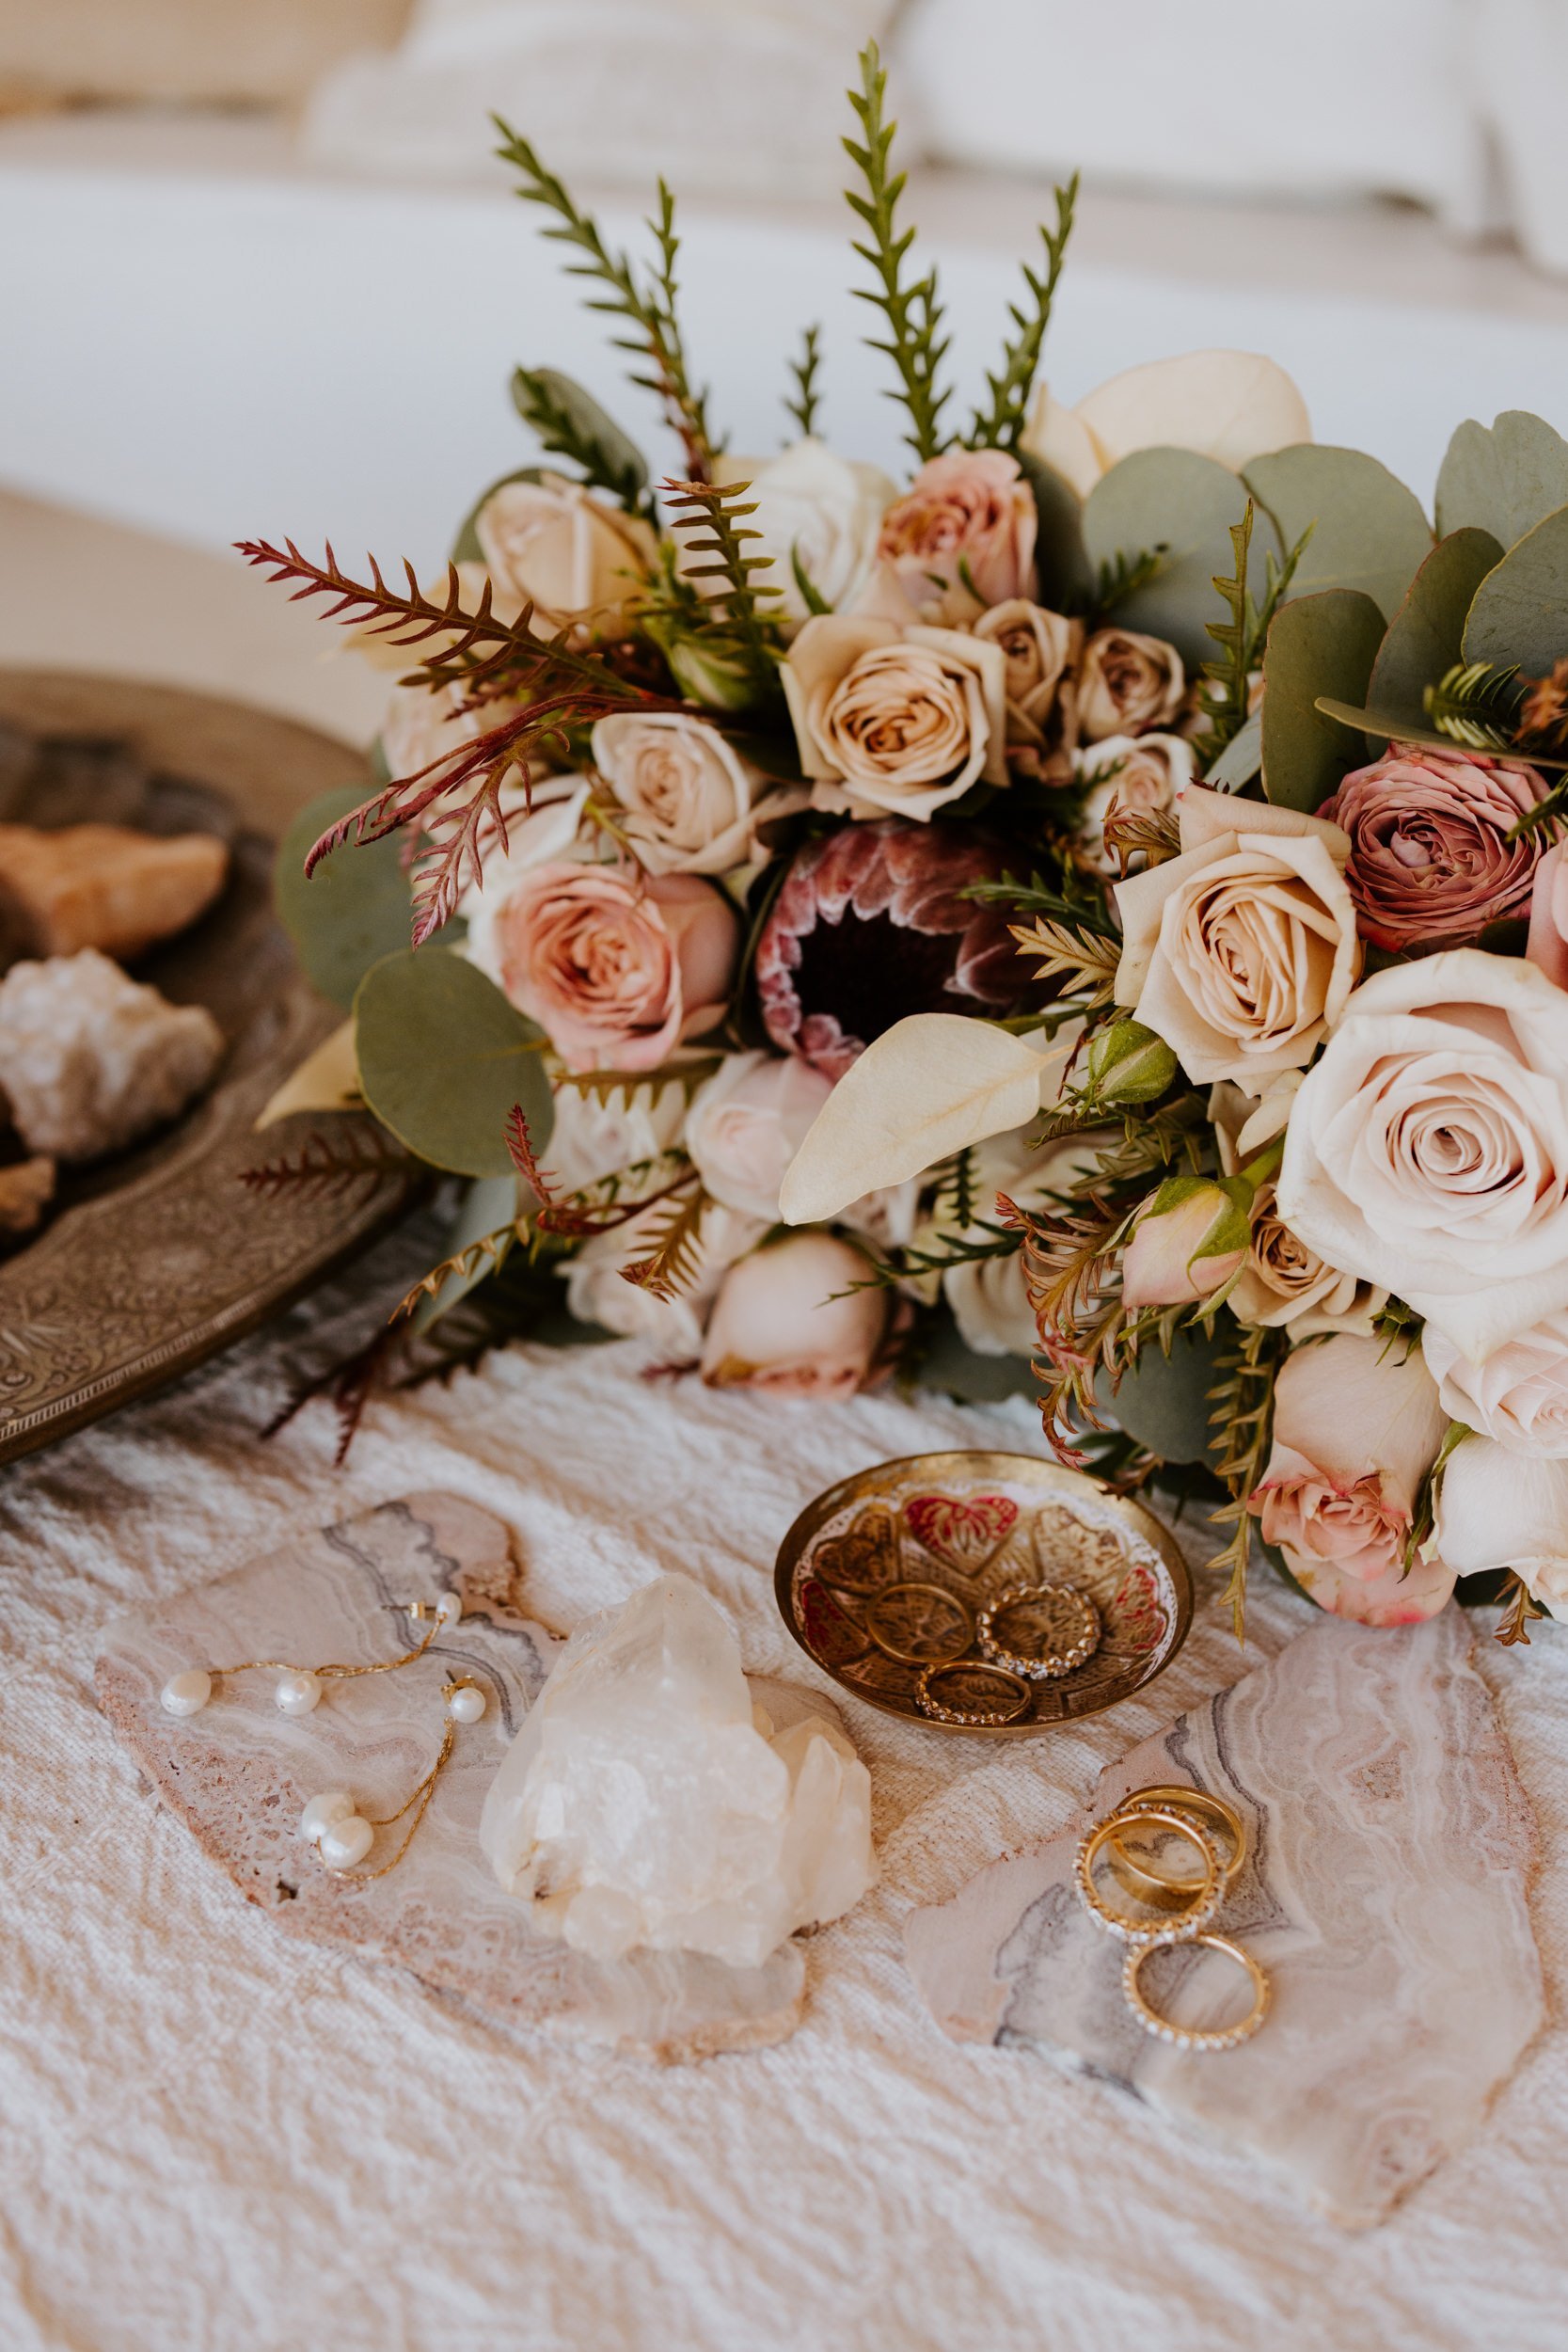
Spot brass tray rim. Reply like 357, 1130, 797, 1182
773, 1448, 1194, 1739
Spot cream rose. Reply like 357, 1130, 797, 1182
1114, 784, 1360, 1089
478, 863, 737, 1073
565, 1198, 763, 1354
782, 616, 1006, 821
1276, 950, 1568, 1363
1076, 628, 1185, 742
868, 450, 1037, 625
713, 439, 895, 623
971, 600, 1081, 749
1074, 733, 1195, 876
590, 713, 768, 877
700, 1232, 891, 1396
1021, 352, 1311, 499
1434, 1439, 1568, 1619
544, 1075, 688, 1196
1423, 1311, 1568, 1456
476, 475, 657, 629
1228, 1184, 1386, 1339
1249, 1335, 1451, 1615
685, 1052, 833, 1223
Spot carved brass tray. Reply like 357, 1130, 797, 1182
775, 1450, 1192, 1737
0, 670, 417, 1467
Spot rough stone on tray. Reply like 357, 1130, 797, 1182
95, 1495, 828, 2060
481, 1572, 877, 1969
0, 947, 224, 1159
0, 820, 229, 967
903, 1608, 1544, 2229
0, 1153, 55, 1240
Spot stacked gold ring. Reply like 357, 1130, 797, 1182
1073, 1807, 1223, 1944
976, 1583, 1101, 1680
1105, 1785, 1246, 1909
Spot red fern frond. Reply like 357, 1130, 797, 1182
238, 1128, 420, 1200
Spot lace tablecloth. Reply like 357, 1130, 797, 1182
5, 1217, 1566, 2352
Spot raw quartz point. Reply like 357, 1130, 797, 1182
0, 821, 229, 966
904, 1609, 1544, 2229
481, 1573, 877, 1969
0, 948, 224, 1160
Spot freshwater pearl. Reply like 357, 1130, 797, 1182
446, 1682, 486, 1724
436, 1592, 463, 1626
318, 1814, 374, 1870
299, 1790, 356, 1845
275, 1670, 323, 1716
160, 1668, 212, 1717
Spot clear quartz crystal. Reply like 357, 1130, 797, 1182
479, 1574, 876, 1969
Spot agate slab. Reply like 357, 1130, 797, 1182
905, 1608, 1544, 2227
97, 1492, 819, 2060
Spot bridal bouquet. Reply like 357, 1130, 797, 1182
248, 45, 1568, 1642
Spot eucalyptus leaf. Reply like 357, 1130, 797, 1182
275, 787, 416, 1010
511, 367, 649, 503
1462, 501, 1568, 677
409, 1171, 523, 1335
1434, 411, 1568, 550
354, 948, 553, 1177
1017, 449, 1091, 612
1260, 589, 1386, 810
450, 466, 547, 564
1243, 444, 1431, 621
1366, 526, 1503, 723
1312, 700, 1568, 771
1095, 1322, 1228, 1467
1205, 707, 1262, 789
917, 1314, 1040, 1406
1082, 447, 1273, 671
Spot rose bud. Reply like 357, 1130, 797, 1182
1075, 628, 1185, 742
1085, 1017, 1178, 1106
754, 818, 1034, 1079
1120, 1175, 1250, 1309
700, 1232, 891, 1396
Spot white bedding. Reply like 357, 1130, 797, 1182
3, 1215, 1567, 2350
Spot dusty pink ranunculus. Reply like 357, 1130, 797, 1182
699, 1232, 890, 1397
1527, 839, 1568, 989
1248, 1333, 1449, 1597
871, 450, 1037, 625
1319, 744, 1548, 951
491, 863, 737, 1072
754, 819, 1027, 1079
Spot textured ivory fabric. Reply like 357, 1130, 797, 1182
3, 1216, 1567, 2352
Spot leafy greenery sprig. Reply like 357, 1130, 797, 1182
494, 121, 721, 479
852, 1219, 1022, 1295
622, 1184, 711, 1299
968, 174, 1079, 452
844, 41, 951, 463
1009, 915, 1121, 1008
1204, 1322, 1284, 1645
661, 476, 786, 695
1423, 659, 1526, 751
961, 866, 1118, 935
511, 365, 655, 521
1193, 503, 1313, 770
238, 1128, 421, 1200
785, 324, 824, 439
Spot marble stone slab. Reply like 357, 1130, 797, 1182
96, 1492, 814, 2061
904, 1609, 1544, 2228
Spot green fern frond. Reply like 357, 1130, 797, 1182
1192, 505, 1313, 769
1423, 660, 1527, 751
843, 42, 951, 463
660, 477, 785, 691
510, 366, 654, 521
968, 175, 1078, 452
784, 323, 824, 440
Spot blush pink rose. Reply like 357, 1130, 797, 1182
1319, 744, 1547, 951
1527, 839, 1568, 990
699, 1232, 891, 1397
1248, 1334, 1450, 1607
490, 863, 737, 1072
871, 451, 1037, 623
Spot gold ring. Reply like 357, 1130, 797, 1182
1106, 1786, 1246, 1906
1122, 1932, 1271, 2052
1074, 1807, 1221, 1944
914, 1660, 1032, 1726
865, 1581, 974, 1664
975, 1582, 1101, 1679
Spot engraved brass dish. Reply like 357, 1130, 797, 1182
0, 670, 417, 1466
774, 1450, 1193, 1737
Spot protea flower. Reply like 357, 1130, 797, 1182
754, 819, 1030, 1078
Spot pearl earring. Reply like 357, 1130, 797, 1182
299, 1677, 489, 1881
159, 1590, 464, 1720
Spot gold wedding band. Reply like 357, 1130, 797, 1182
1074, 1807, 1222, 1944
976, 1582, 1101, 1680
915, 1660, 1033, 1726
1121, 1932, 1271, 2052
1106, 1786, 1246, 1906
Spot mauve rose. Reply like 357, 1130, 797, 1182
489, 863, 737, 1072
1076, 628, 1184, 742
870, 450, 1037, 624
685, 1051, 833, 1222
700, 1232, 890, 1396
1528, 839, 1568, 988
970, 600, 1081, 750
1319, 744, 1548, 950
755, 819, 1028, 1079
1249, 1335, 1449, 1605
